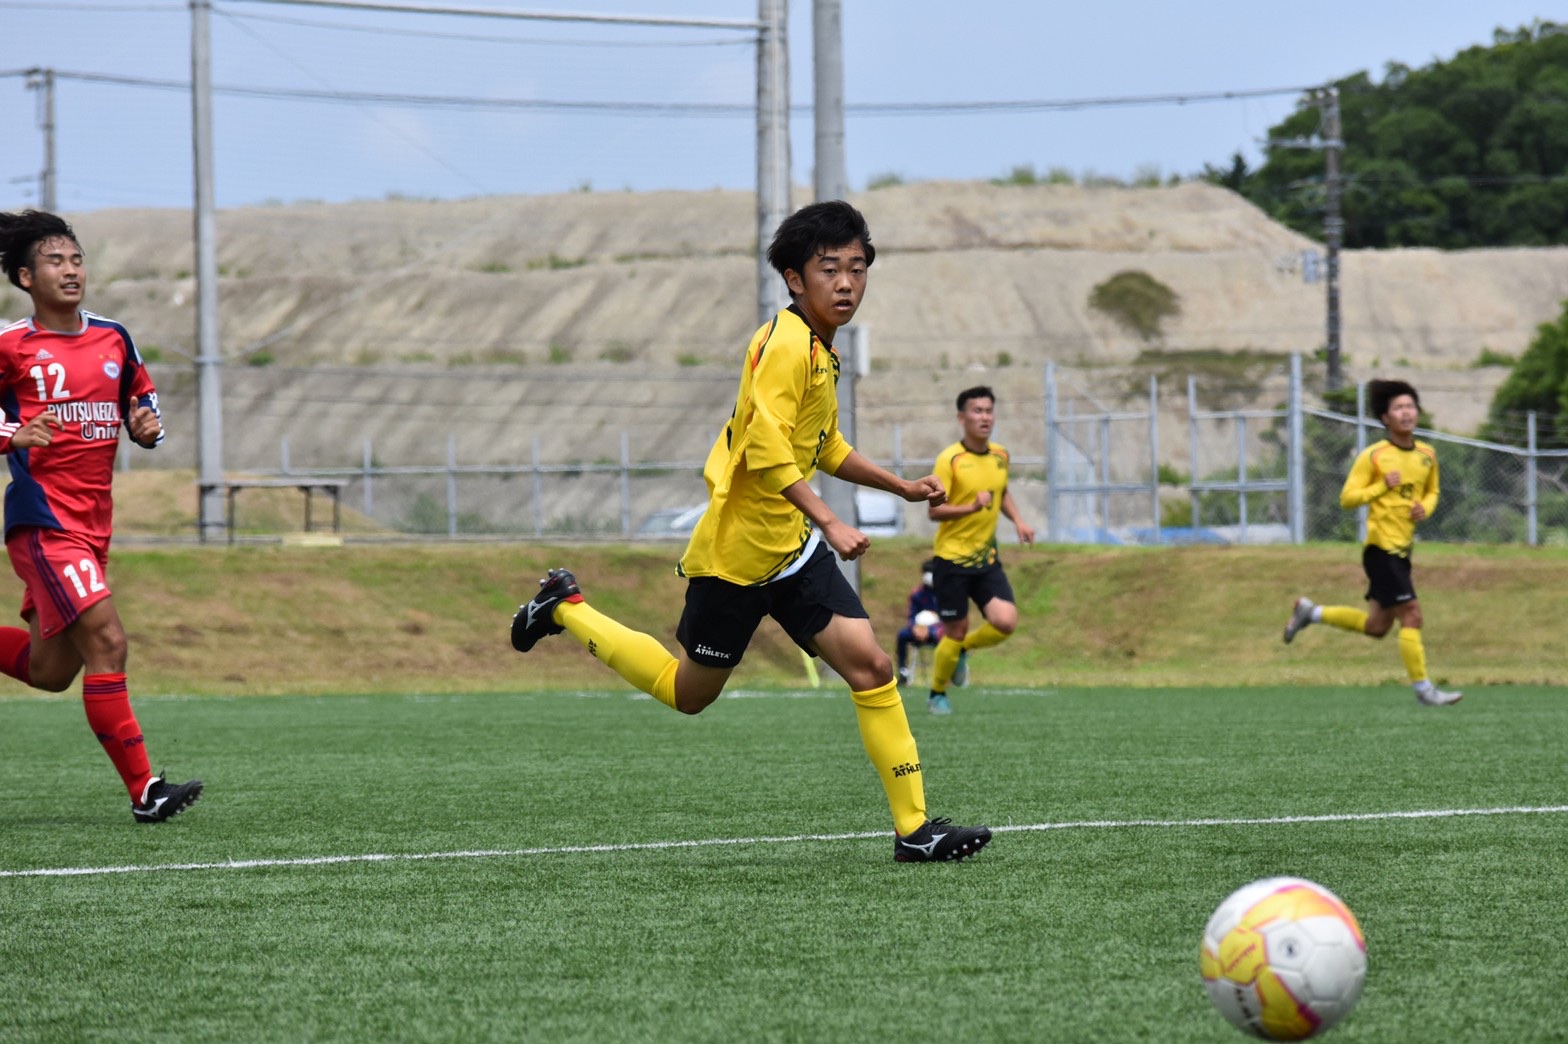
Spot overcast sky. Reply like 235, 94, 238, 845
0, 1, 1555, 212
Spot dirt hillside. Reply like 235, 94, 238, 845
1, 181, 1562, 484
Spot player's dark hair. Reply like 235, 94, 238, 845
766, 200, 875, 286
0, 210, 78, 290
1369, 379, 1420, 421
956, 386, 995, 411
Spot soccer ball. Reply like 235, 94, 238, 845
1200, 877, 1367, 1040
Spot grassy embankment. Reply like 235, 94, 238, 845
0, 534, 1559, 697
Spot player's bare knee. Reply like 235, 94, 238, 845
674, 686, 721, 716
840, 651, 894, 693
73, 615, 129, 668
1364, 621, 1391, 639
30, 666, 77, 693
87, 634, 129, 671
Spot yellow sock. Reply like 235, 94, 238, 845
1321, 606, 1368, 634
850, 680, 927, 836
1398, 627, 1428, 684
962, 621, 1009, 651
931, 636, 963, 693
556, 601, 679, 709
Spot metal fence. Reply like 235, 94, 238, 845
1042, 357, 1568, 547
225, 427, 1048, 541
214, 358, 1568, 546
1303, 392, 1568, 547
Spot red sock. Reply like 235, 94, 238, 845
83, 673, 152, 801
0, 626, 31, 685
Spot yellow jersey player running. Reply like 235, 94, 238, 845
509, 201, 991, 863
1282, 379, 1461, 705
925, 386, 1035, 715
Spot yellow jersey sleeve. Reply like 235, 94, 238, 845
1338, 445, 1385, 509
1416, 442, 1440, 519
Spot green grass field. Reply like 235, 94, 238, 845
3, 683, 1564, 1042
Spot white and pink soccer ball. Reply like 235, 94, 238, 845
1200, 877, 1367, 1039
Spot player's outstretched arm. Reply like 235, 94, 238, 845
781, 479, 868, 561
830, 449, 946, 507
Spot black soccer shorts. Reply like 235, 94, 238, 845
1362, 545, 1416, 608
676, 542, 867, 668
931, 557, 1016, 622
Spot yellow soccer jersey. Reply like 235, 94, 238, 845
678, 306, 853, 585
932, 440, 1010, 567
1339, 438, 1439, 556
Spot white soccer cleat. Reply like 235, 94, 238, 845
1415, 684, 1463, 706
1282, 597, 1315, 644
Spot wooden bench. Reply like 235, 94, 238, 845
198, 480, 345, 545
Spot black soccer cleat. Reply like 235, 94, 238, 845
132, 773, 203, 824
510, 567, 583, 652
893, 817, 992, 863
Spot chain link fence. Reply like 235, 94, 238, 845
174, 358, 1566, 546
1302, 399, 1568, 546
1046, 357, 1568, 547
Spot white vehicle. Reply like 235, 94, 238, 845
636, 490, 903, 539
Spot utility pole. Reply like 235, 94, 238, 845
191, 0, 226, 541
755, 0, 790, 326
1322, 87, 1344, 391
25, 68, 56, 212
812, 0, 862, 592
1268, 85, 1345, 391
813, 0, 845, 200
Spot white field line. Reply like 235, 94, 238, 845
5, 805, 1567, 880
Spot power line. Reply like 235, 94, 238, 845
229, 0, 762, 32
1271, 172, 1568, 190
0, 1, 179, 8
849, 85, 1317, 116
4, 68, 755, 115
215, 5, 754, 46
1, 68, 1318, 119
216, 8, 491, 196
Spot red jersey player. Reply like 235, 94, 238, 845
0, 210, 201, 823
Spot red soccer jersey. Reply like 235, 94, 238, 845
0, 310, 162, 539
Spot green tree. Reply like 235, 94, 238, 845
1226, 22, 1568, 249
1200, 152, 1251, 192
1483, 298, 1568, 447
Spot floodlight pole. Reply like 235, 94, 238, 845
191, 0, 226, 541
